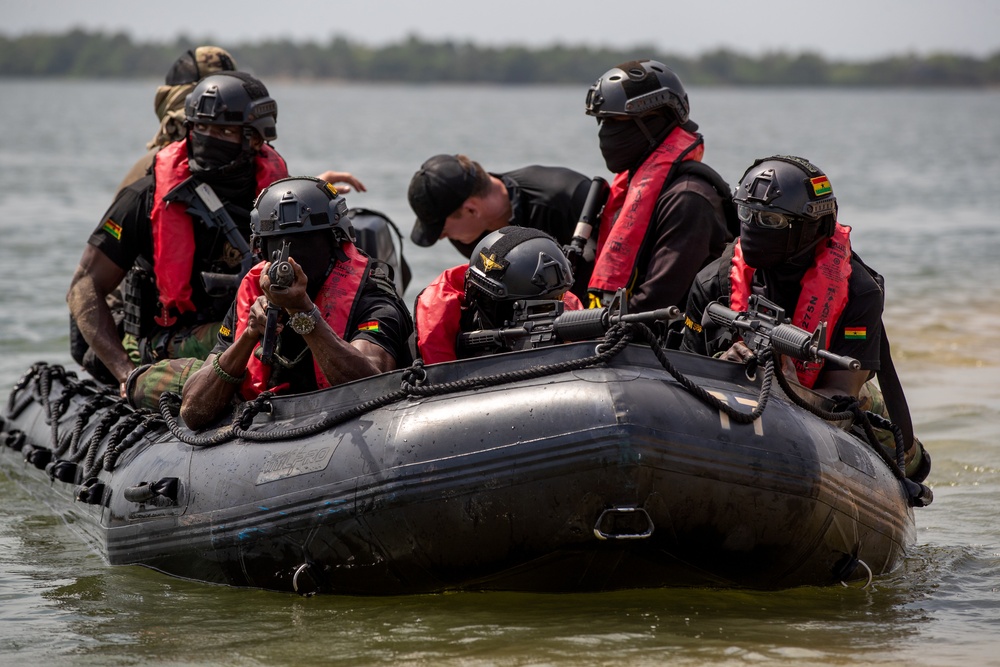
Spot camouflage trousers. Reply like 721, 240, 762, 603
125, 322, 220, 410
857, 381, 926, 479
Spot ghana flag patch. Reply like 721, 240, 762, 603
844, 327, 867, 340
810, 175, 832, 197
102, 219, 122, 240
358, 320, 380, 333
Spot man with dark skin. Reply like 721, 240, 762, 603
584, 59, 735, 313
681, 155, 882, 405
68, 70, 367, 403
181, 177, 412, 430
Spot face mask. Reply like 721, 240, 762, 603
188, 131, 245, 172
598, 119, 651, 174
739, 224, 795, 269
266, 232, 334, 295
740, 220, 828, 269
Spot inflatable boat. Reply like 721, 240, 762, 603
0, 302, 932, 595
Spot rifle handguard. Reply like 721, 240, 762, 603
552, 309, 609, 341
769, 323, 823, 360
704, 301, 860, 370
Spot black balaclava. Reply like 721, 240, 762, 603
189, 132, 245, 172
187, 130, 258, 206
263, 230, 336, 299
739, 217, 832, 270
598, 113, 675, 174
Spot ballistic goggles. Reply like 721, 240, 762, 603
737, 205, 796, 229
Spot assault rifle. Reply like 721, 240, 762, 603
456, 288, 680, 356
258, 240, 293, 366
705, 295, 860, 370
562, 176, 609, 267
163, 177, 254, 296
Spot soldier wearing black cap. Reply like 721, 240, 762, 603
407, 154, 595, 301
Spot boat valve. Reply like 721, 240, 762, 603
593, 506, 654, 540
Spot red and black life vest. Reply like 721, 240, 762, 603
588, 126, 704, 303
729, 223, 853, 387
415, 264, 583, 364
234, 242, 371, 399
150, 139, 288, 321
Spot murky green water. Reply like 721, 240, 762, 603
1, 81, 998, 666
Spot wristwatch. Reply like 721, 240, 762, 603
288, 306, 320, 335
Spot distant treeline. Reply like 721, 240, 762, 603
2, 29, 999, 87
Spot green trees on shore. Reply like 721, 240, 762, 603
2, 29, 998, 86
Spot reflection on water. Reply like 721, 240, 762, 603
1, 82, 999, 666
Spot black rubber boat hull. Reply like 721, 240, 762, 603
0, 344, 915, 594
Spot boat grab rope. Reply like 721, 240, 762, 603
154, 320, 784, 445
768, 364, 910, 480
155, 324, 639, 445
767, 358, 932, 506
4, 362, 123, 467
3, 362, 156, 478
12, 322, 778, 455
81, 401, 135, 479
54, 392, 118, 460
6, 330, 924, 504
631, 323, 777, 425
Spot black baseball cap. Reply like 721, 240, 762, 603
407, 154, 478, 247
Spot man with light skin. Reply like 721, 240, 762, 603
407, 153, 595, 302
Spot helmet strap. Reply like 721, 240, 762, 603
633, 116, 658, 147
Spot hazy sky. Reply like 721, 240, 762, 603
3, 0, 998, 61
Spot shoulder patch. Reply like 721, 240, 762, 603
844, 327, 867, 340
102, 219, 122, 240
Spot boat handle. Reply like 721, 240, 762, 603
123, 477, 179, 504
593, 506, 654, 540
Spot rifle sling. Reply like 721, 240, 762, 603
875, 328, 915, 453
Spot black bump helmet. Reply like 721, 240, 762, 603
465, 227, 574, 328
467, 227, 574, 302
734, 155, 837, 222
734, 156, 839, 268
185, 71, 278, 142
585, 59, 690, 123
250, 177, 354, 255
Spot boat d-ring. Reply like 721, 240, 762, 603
840, 559, 873, 589
293, 562, 321, 596
593, 506, 654, 540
